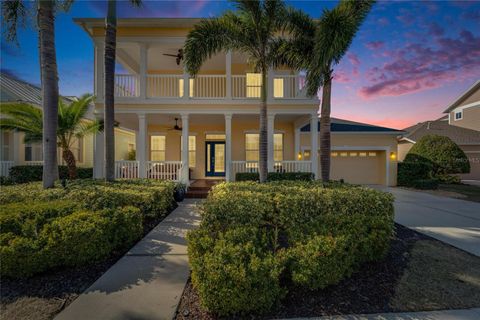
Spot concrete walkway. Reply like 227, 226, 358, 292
374, 186, 480, 256
288, 308, 480, 320
56, 199, 202, 320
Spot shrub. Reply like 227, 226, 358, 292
9, 165, 93, 184
397, 161, 432, 187
235, 172, 314, 182
188, 181, 395, 315
411, 178, 439, 190
405, 135, 470, 176
0, 176, 14, 185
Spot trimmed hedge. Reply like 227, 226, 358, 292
235, 172, 314, 182
9, 165, 93, 184
187, 181, 394, 315
0, 179, 176, 278
411, 178, 439, 190
397, 161, 432, 187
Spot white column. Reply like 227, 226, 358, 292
93, 116, 104, 178
310, 114, 319, 179
181, 114, 189, 184
267, 113, 275, 172
226, 50, 232, 99
139, 43, 147, 99
294, 128, 300, 161
137, 113, 147, 178
225, 113, 233, 181
94, 40, 104, 100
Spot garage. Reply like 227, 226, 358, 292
329, 150, 386, 185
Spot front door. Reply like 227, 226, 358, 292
205, 141, 225, 176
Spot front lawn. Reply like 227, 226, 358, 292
0, 179, 177, 320
437, 183, 480, 203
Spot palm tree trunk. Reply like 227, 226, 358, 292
62, 148, 77, 179
104, 0, 117, 182
38, 0, 59, 189
320, 75, 332, 182
258, 69, 268, 183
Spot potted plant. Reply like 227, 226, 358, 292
174, 183, 186, 202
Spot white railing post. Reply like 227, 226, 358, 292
181, 114, 189, 184
139, 43, 147, 100
183, 69, 190, 100
137, 113, 147, 178
310, 113, 319, 179
226, 50, 232, 100
267, 113, 275, 172
225, 113, 232, 181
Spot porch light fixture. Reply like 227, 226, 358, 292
297, 152, 302, 160
390, 152, 396, 160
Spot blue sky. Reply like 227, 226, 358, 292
1, 0, 479, 128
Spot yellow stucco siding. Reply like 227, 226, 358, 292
115, 128, 136, 161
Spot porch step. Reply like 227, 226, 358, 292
185, 179, 223, 199
185, 190, 209, 199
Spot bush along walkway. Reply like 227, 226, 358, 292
55, 199, 202, 320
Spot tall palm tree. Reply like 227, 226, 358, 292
302, 0, 374, 181
104, 0, 141, 182
2, 0, 73, 188
0, 95, 101, 179
184, 0, 305, 182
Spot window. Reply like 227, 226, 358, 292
359, 152, 367, 157
25, 143, 42, 161
70, 137, 83, 163
181, 135, 196, 168
150, 135, 166, 161
246, 73, 262, 98
205, 134, 225, 141
350, 152, 358, 157
273, 78, 284, 98
245, 133, 283, 163
455, 111, 463, 120
368, 152, 377, 157
340, 152, 348, 157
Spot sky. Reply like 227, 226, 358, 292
1, 0, 480, 129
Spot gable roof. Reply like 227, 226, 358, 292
401, 120, 480, 145
301, 118, 402, 134
443, 80, 480, 113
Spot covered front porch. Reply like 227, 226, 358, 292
94, 110, 319, 184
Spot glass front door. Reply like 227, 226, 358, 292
205, 141, 225, 176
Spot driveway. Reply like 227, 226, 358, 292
373, 186, 480, 256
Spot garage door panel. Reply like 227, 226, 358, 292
326, 150, 385, 185
459, 152, 480, 180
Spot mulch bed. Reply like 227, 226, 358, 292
0, 204, 176, 320
175, 223, 430, 319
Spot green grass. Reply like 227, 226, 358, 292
438, 183, 480, 203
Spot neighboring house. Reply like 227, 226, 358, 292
75, 18, 401, 186
398, 81, 480, 180
0, 72, 135, 176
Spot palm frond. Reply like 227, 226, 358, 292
1, 0, 27, 43
129, 0, 142, 8
74, 120, 101, 139
0, 103, 43, 143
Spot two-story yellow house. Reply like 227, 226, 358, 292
75, 18, 401, 186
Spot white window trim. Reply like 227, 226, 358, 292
454, 110, 463, 121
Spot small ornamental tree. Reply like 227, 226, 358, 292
405, 135, 470, 176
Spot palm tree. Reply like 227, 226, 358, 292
0, 95, 101, 179
2, 0, 73, 188
296, 0, 374, 181
104, 0, 141, 182
184, 0, 305, 182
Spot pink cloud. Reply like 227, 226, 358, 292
358, 30, 480, 99
365, 41, 384, 50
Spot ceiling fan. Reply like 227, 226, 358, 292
156, 118, 183, 131
163, 49, 183, 65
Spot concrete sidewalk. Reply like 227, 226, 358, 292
287, 308, 480, 320
56, 199, 202, 320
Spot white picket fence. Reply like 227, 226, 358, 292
0, 161, 14, 177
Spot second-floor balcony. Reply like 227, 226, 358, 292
113, 73, 310, 102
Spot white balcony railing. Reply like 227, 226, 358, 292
274, 75, 307, 99
146, 161, 182, 181
115, 74, 139, 97
192, 75, 226, 98
115, 160, 139, 179
0, 161, 14, 177
147, 75, 183, 98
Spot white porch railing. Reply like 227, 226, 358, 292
24, 161, 44, 166
147, 75, 183, 98
0, 161, 14, 177
274, 75, 307, 99
115, 74, 139, 97
114, 160, 139, 179
146, 161, 182, 181
273, 160, 312, 173
232, 161, 259, 175
191, 75, 226, 98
